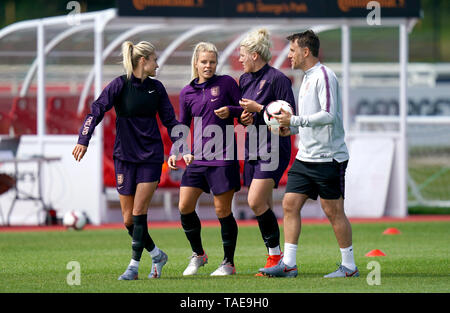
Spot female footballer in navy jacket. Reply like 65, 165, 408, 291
73, 41, 181, 280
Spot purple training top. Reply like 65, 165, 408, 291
239, 64, 296, 163
77, 73, 180, 164
174, 74, 243, 166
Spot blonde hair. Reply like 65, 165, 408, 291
191, 42, 219, 80
121, 41, 156, 79
240, 28, 272, 63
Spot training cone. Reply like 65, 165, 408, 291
383, 227, 401, 235
365, 249, 386, 257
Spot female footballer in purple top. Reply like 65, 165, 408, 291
238, 29, 296, 276
168, 42, 243, 276
72, 41, 181, 280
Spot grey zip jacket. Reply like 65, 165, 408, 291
290, 62, 349, 163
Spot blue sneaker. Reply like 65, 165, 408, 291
324, 264, 359, 278
258, 260, 298, 278
118, 265, 138, 280
148, 250, 168, 279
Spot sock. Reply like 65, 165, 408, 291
256, 208, 280, 250
218, 213, 238, 266
126, 224, 156, 252
129, 259, 139, 268
149, 245, 161, 259
268, 246, 281, 256
131, 214, 149, 262
180, 211, 204, 256
340, 245, 356, 271
283, 243, 298, 267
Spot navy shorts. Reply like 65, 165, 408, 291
114, 158, 162, 195
181, 163, 241, 195
285, 159, 348, 200
243, 158, 290, 189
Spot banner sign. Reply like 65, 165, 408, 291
117, 0, 421, 18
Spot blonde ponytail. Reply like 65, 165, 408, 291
121, 40, 156, 79
121, 41, 134, 79
240, 28, 272, 63
191, 42, 218, 80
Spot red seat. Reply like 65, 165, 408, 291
103, 109, 116, 187
0, 97, 13, 134
157, 113, 183, 188
157, 94, 186, 188
46, 96, 85, 134
10, 97, 37, 135
103, 154, 116, 187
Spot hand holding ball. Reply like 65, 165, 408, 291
263, 100, 293, 134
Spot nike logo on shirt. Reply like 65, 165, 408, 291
211, 98, 219, 102
148, 90, 155, 94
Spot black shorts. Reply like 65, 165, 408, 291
285, 159, 348, 200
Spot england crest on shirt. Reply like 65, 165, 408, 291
117, 174, 124, 185
211, 86, 220, 97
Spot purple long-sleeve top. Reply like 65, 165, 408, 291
77, 73, 180, 164
239, 64, 296, 163
173, 74, 243, 166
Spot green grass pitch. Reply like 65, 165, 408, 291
0, 221, 449, 293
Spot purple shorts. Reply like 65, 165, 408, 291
243, 158, 290, 189
114, 158, 162, 195
181, 163, 241, 195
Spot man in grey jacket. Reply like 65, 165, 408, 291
259, 30, 358, 278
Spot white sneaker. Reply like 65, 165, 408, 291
183, 252, 208, 276
210, 261, 236, 276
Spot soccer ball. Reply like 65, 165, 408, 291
63, 211, 87, 230
263, 100, 293, 134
